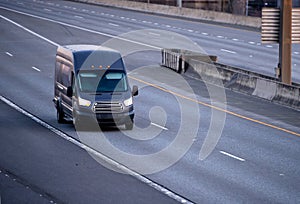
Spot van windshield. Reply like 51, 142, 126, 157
77, 70, 128, 93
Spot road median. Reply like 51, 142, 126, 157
161, 48, 300, 110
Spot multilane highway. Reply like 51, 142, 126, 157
0, 0, 300, 203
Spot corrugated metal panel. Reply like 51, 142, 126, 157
292, 8, 300, 43
262, 8, 300, 44
261, 8, 280, 43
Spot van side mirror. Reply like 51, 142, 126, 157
132, 85, 138, 96
67, 86, 73, 97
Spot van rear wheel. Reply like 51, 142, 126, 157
57, 108, 65, 123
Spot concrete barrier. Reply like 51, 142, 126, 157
69, 0, 261, 29
162, 48, 300, 110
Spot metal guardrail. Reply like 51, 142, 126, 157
161, 48, 217, 73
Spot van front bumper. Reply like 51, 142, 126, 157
73, 105, 134, 125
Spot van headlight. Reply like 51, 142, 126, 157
124, 97, 133, 107
78, 97, 91, 107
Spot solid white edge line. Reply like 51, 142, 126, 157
5, 52, 13, 57
150, 122, 168, 130
0, 6, 160, 50
0, 95, 192, 204
0, 14, 59, 47
219, 151, 245, 162
32, 66, 41, 72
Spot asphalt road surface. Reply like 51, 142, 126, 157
0, 0, 300, 203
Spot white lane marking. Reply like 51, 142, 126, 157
220, 49, 236, 54
217, 35, 224, 38
149, 32, 160, 36
266, 45, 273, 48
232, 38, 239, 41
131, 18, 136, 21
249, 55, 253, 58
0, 7, 160, 49
150, 122, 168, 130
154, 22, 159, 25
43, 8, 51, 12
248, 41, 255, 44
294, 52, 299, 55
91, 11, 95, 14
0, 15, 59, 47
220, 151, 245, 162
120, 16, 125, 19
201, 32, 208, 35
165, 25, 171, 28
188, 29, 194, 32
32, 66, 41, 72
0, 95, 190, 204
5, 52, 13, 57
108, 23, 119, 27
74, 15, 83, 19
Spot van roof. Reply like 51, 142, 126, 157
63, 45, 119, 53
57, 45, 125, 72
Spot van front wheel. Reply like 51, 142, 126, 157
125, 120, 134, 130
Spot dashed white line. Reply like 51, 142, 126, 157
232, 38, 239, 41
91, 11, 95, 14
43, 8, 51, 12
294, 52, 299, 55
217, 35, 224, 38
5, 52, 13, 57
74, 16, 83, 19
220, 49, 236, 54
150, 122, 168, 130
248, 41, 255, 44
201, 32, 208, 35
165, 25, 171, 28
266, 45, 273, 48
149, 32, 160, 36
120, 16, 125, 19
108, 23, 119, 27
220, 151, 245, 162
131, 18, 136, 21
32, 66, 41, 72
188, 29, 194, 32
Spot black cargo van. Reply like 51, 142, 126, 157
53, 45, 138, 130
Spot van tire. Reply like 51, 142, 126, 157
125, 120, 134, 130
57, 104, 65, 124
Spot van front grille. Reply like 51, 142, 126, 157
93, 102, 123, 113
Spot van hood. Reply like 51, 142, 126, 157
79, 91, 131, 102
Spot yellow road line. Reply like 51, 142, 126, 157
129, 75, 300, 137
